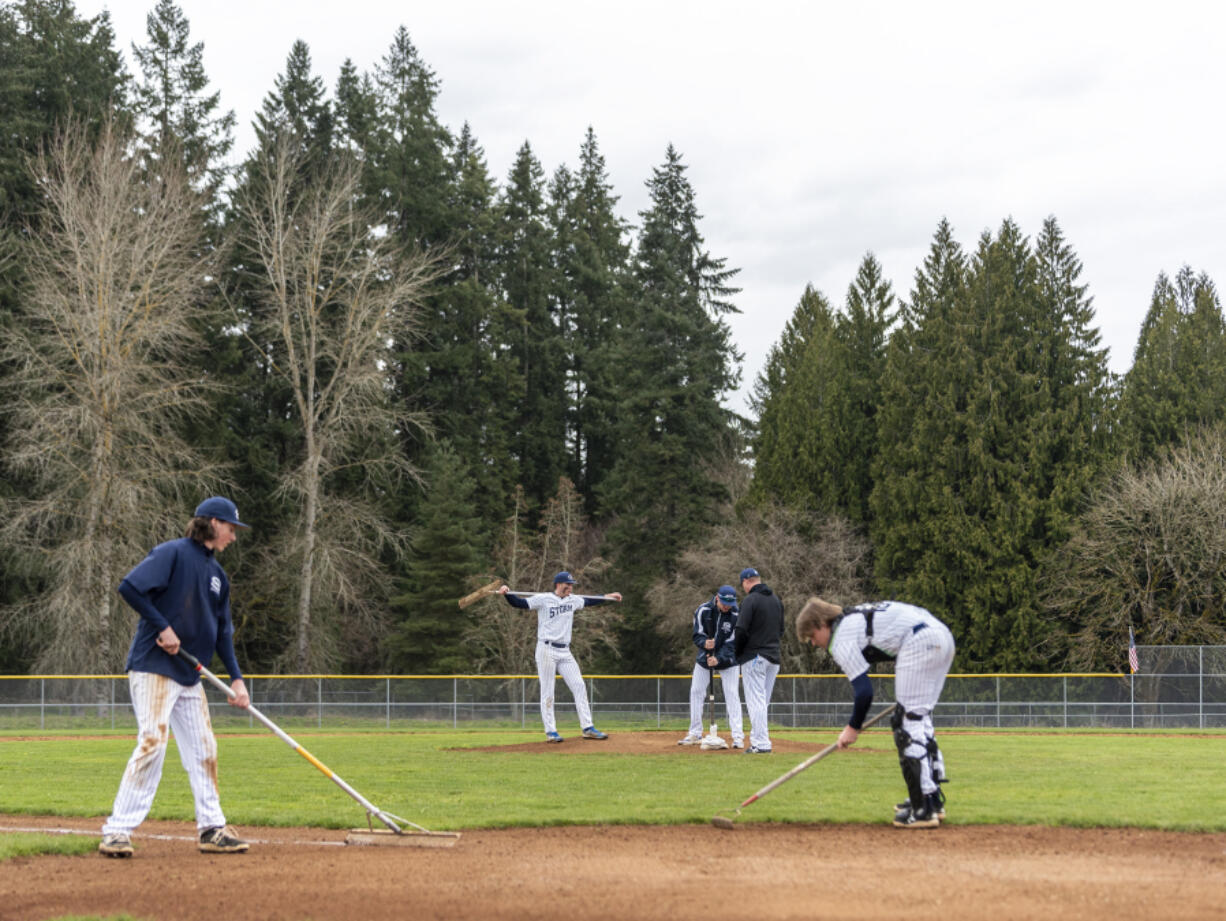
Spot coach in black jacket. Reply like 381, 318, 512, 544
733, 567, 784, 753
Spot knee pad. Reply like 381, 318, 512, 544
892, 708, 927, 761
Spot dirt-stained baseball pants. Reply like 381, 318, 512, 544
102, 671, 226, 835
535, 641, 593, 734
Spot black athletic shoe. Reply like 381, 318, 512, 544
892, 802, 940, 828
895, 793, 946, 822
199, 825, 249, 853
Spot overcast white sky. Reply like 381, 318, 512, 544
85, 0, 1226, 415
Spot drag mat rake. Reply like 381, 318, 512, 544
178, 650, 459, 848
711, 703, 898, 830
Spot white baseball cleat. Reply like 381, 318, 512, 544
677, 734, 701, 745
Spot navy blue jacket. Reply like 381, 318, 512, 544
118, 537, 243, 687
692, 596, 739, 671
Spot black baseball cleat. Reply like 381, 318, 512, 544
892, 802, 941, 828
98, 832, 133, 858
199, 825, 249, 853
895, 791, 946, 822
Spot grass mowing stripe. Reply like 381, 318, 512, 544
1, 730, 1223, 832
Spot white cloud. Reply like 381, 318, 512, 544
88, 0, 1226, 413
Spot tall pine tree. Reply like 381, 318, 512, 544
602, 145, 741, 670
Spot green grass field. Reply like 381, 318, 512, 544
2, 727, 1223, 833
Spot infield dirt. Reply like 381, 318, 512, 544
3, 814, 1225, 921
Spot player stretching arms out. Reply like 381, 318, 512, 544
797, 597, 955, 828
498, 572, 621, 742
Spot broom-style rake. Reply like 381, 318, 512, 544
711, 703, 898, 829
178, 649, 459, 847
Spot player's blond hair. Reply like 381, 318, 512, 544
795, 597, 844, 641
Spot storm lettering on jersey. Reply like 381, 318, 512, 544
547, 602, 579, 619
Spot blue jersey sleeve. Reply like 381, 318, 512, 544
847, 670, 874, 730
503, 593, 530, 609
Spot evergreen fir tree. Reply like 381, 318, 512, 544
386, 443, 485, 673
1118, 267, 1226, 462
496, 141, 567, 513
560, 128, 633, 508
748, 284, 840, 511
602, 144, 741, 671
368, 26, 454, 248
130, 0, 234, 212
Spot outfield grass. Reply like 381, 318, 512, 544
1, 727, 1223, 833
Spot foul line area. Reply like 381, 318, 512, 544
0, 823, 347, 848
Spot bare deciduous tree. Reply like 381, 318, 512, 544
0, 117, 221, 673
233, 136, 435, 672
1041, 425, 1226, 671
647, 503, 871, 673
464, 478, 620, 676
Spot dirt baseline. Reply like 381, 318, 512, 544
3, 815, 1225, 921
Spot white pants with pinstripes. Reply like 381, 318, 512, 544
102, 671, 226, 835
688, 664, 743, 742
535, 641, 593, 734
894, 620, 956, 794
740, 655, 780, 751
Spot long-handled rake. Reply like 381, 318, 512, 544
178, 650, 459, 847
711, 703, 898, 829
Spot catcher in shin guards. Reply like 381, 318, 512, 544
796, 597, 955, 828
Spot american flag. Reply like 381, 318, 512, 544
1128, 626, 1139, 674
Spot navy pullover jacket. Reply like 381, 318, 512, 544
119, 537, 243, 687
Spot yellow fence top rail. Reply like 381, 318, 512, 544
0, 671, 1123, 680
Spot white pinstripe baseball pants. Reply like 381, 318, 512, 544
894, 620, 956, 794
535, 642, 593, 733
688, 664, 743, 742
102, 671, 226, 835
741, 656, 780, 751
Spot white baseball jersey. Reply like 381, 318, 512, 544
831, 600, 955, 796
829, 601, 941, 681
524, 591, 588, 645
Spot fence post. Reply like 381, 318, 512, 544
1199, 646, 1204, 730
522, 677, 526, 728
318, 677, 322, 729
995, 676, 1000, 729
657, 677, 661, 728
1130, 673, 1135, 729
1062, 676, 1067, 729
386, 677, 391, 729
40, 678, 45, 731
112, 677, 116, 730
453, 677, 458, 729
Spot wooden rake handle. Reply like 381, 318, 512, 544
739, 703, 899, 808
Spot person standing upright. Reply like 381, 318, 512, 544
498, 572, 621, 742
100, 496, 253, 858
733, 567, 784, 753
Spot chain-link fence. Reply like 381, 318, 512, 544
3, 647, 1223, 732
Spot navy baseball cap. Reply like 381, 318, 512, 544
717, 585, 737, 604
552, 571, 576, 585
195, 496, 250, 529
740, 567, 759, 581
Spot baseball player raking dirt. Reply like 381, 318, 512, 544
498, 572, 621, 742
98, 496, 253, 858
797, 597, 955, 828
